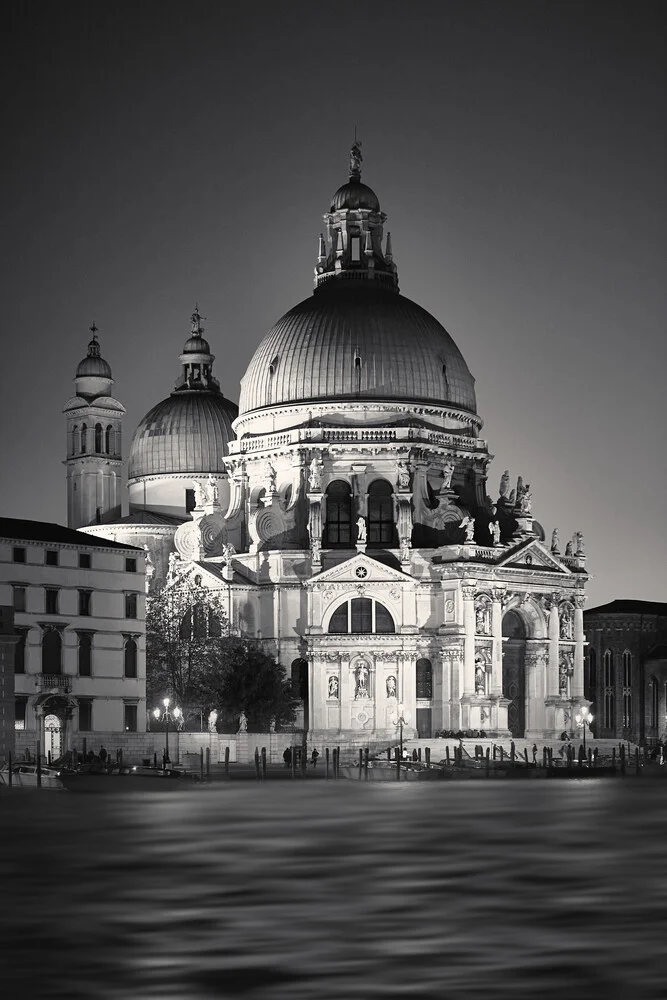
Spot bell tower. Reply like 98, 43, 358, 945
63, 325, 125, 528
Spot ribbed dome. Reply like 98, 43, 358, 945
128, 390, 238, 480
330, 180, 381, 213
76, 338, 112, 378
182, 334, 211, 354
239, 282, 476, 415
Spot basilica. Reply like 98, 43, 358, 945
69, 144, 589, 741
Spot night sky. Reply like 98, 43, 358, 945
1, 1, 664, 607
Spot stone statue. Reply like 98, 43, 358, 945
238, 711, 248, 733
560, 612, 573, 641
206, 476, 219, 505
441, 459, 456, 491
575, 531, 585, 556
515, 476, 523, 503
167, 551, 180, 583
356, 516, 367, 543
308, 455, 323, 491
350, 140, 363, 177
311, 538, 322, 562
328, 675, 339, 699
221, 542, 236, 565
386, 675, 397, 698
396, 460, 411, 490
551, 529, 560, 554
207, 710, 218, 733
475, 606, 488, 634
355, 663, 369, 698
143, 545, 155, 594
499, 470, 510, 498
565, 540, 573, 556
518, 483, 533, 514
460, 515, 475, 541
399, 538, 411, 563
269, 717, 276, 733
489, 521, 501, 545
265, 463, 277, 492
475, 660, 486, 694
193, 482, 207, 508
559, 659, 569, 695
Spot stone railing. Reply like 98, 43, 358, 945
230, 425, 485, 453
37, 674, 72, 692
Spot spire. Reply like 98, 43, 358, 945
385, 232, 393, 262
317, 233, 326, 263
87, 323, 101, 357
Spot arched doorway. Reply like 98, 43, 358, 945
291, 658, 309, 732
44, 713, 63, 761
502, 610, 526, 737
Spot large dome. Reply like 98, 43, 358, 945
128, 390, 238, 480
239, 282, 477, 415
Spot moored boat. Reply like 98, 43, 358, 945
0, 762, 65, 789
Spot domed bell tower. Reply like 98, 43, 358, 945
63, 325, 125, 528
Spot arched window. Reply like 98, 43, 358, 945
105, 425, 114, 454
324, 480, 352, 547
416, 658, 433, 699
327, 598, 395, 634
622, 651, 632, 687
71, 425, 78, 456
603, 650, 613, 687
179, 605, 222, 641
94, 423, 103, 452
367, 479, 396, 547
587, 647, 597, 690
604, 690, 615, 730
124, 637, 137, 678
80, 423, 87, 453
42, 628, 62, 675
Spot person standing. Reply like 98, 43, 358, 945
311, 748, 320, 768
283, 747, 292, 769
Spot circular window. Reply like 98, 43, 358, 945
194, 574, 202, 585
355, 566, 368, 579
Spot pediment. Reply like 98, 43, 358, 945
496, 538, 571, 574
307, 552, 410, 589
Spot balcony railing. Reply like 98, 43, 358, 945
37, 674, 72, 693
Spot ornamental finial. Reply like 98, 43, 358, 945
349, 135, 362, 180
191, 304, 205, 336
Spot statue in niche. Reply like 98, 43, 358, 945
308, 455, 323, 491
396, 460, 411, 490
355, 663, 370, 699
143, 545, 155, 594
328, 675, 339, 700
475, 605, 489, 634
440, 459, 456, 491
499, 470, 510, 498
356, 516, 367, 543
489, 521, 501, 546
518, 483, 533, 513
399, 538, 411, 563
475, 659, 486, 694
559, 659, 569, 695
311, 538, 321, 563
207, 710, 218, 734
551, 529, 560, 554
560, 612, 573, 641
460, 515, 475, 541
575, 531, 585, 556
565, 540, 573, 556
386, 675, 397, 698
238, 711, 248, 733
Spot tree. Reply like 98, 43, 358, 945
146, 577, 298, 732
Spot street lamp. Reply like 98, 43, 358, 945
575, 706, 594, 754
153, 697, 182, 766
391, 703, 411, 761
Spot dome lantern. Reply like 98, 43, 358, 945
74, 323, 114, 397
177, 306, 217, 391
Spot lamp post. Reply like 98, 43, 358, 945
391, 703, 411, 761
153, 697, 182, 766
575, 706, 594, 754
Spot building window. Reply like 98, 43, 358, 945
350, 236, 360, 261
105, 424, 114, 454
78, 590, 92, 616
45, 549, 58, 566
13, 586, 26, 613
79, 552, 91, 569
603, 650, 613, 687
77, 632, 93, 676
179, 605, 221, 641
124, 703, 138, 732
94, 423, 103, 452
367, 479, 396, 547
604, 691, 615, 730
623, 651, 632, 687
416, 658, 433, 699
125, 557, 137, 573
328, 598, 395, 635
71, 425, 78, 455
14, 628, 28, 673
185, 488, 196, 513
623, 692, 632, 730
324, 480, 353, 547
123, 637, 138, 678
15, 697, 27, 731
80, 423, 87, 453
45, 588, 59, 615
587, 647, 597, 690
78, 698, 93, 732
12, 546, 26, 563
41, 628, 62, 675
125, 593, 137, 619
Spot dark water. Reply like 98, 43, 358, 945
1, 782, 666, 999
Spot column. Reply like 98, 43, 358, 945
547, 594, 560, 697
573, 595, 586, 699
307, 656, 314, 737
462, 583, 476, 696
340, 653, 351, 731
491, 591, 503, 695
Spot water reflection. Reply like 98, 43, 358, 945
1, 782, 666, 998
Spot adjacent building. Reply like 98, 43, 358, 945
0, 518, 146, 758
584, 600, 667, 744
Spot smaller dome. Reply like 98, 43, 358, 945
76, 335, 112, 379
330, 180, 380, 213
182, 334, 211, 354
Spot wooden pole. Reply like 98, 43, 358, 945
425, 747, 431, 765
325, 747, 329, 780
395, 746, 401, 781
358, 748, 363, 780
206, 746, 210, 781
200, 747, 204, 782
7, 751, 12, 787
291, 745, 296, 779
485, 746, 490, 778
446, 746, 450, 765
36, 745, 41, 788
261, 747, 267, 780
254, 747, 260, 780
364, 747, 369, 780
224, 745, 230, 779
635, 748, 640, 776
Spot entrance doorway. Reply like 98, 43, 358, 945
502, 611, 526, 737
291, 658, 309, 732
416, 708, 432, 738
44, 714, 63, 761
